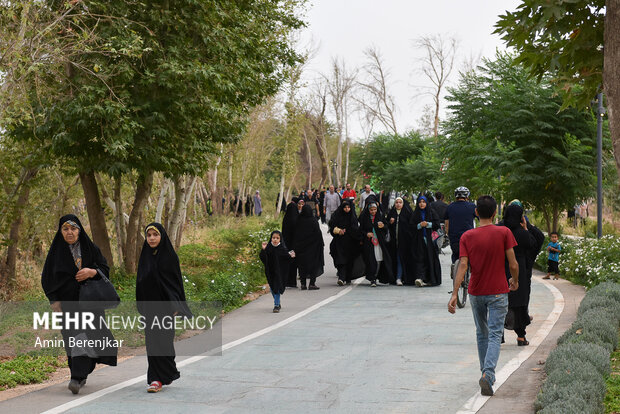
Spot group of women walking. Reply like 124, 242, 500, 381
42, 215, 189, 394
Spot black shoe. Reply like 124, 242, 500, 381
273, 306, 280, 313
370, 281, 377, 287
68, 379, 83, 394
337, 280, 345, 286
517, 338, 529, 346
479, 375, 493, 396
308, 285, 320, 290
300, 285, 307, 290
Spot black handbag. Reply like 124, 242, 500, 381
79, 273, 121, 310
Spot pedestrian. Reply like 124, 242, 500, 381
430, 192, 448, 225
293, 204, 325, 290
543, 232, 562, 280
41, 215, 118, 395
260, 230, 295, 313
329, 200, 365, 286
445, 186, 477, 264
359, 184, 375, 212
342, 183, 356, 202
448, 195, 519, 397
412, 195, 442, 287
379, 190, 390, 213
136, 223, 193, 393
318, 187, 326, 224
282, 198, 300, 288
324, 184, 341, 223
500, 205, 535, 346
387, 197, 416, 286
253, 191, 262, 216
359, 198, 394, 287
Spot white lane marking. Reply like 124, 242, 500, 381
41, 277, 364, 414
456, 277, 565, 414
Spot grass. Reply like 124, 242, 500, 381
0, 215, 281, 391
605, 332, 620, 414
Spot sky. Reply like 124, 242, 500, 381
298, 0, 522, 140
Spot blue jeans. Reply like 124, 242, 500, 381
272, 293, 281, 307
469, 293, 508, 385
396, 254, 403, 281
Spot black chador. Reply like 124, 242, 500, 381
411, 196, 442, 286
282, 199, 300, 287
501, 206, 535, 343
328, 201, 365, 284
41, 215, 117, 387
259, 230, 290, 295
386, 198, 417, 285
293, 204, 325, 288
137, 223, 192, 387
358, 200, 395, 285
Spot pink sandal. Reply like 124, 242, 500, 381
147, 381, 162, 393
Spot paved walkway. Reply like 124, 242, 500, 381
0, 224, 583, 414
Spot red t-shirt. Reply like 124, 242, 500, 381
343, 190, 357, 199
459, 225, 517, 296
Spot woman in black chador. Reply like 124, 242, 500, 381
358, 199, 394, 287
328, 200, 365, 286
387, 197, 416, 286
260, 230, 295, 312
136, 223, 192, 393
41, 214, 118, 395
501, 205, 534, 346
411, 195, 442, 287
293, 204, 324, 290
282, 198, 300, 287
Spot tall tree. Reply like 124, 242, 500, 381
444, 53, 597, 233
494, 1, 620, 184
415, 34, 459, 138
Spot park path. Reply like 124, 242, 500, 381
1, 223, 565, 414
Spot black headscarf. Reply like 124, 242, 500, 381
329, 200, 359, 231
293, 204, 325, 278
136, 222, 192, 317
41, 214, 109, 303
282, 201, 299, 248
503, 204, 524, 232
259, 230, 290, 295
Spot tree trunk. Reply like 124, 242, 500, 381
344, 138, 351, 185
168, 175, 197, 249
124, 172, 154, 274
1, 168, 37, 296
303, 128, 312, 189
113, 175, 126, 265
155, 178, 168, 223
605, 0, 620, 185
433, 91, 441, 138
79, 171, 114, 267
275, 169, 286, 217
552, 204, 560, 234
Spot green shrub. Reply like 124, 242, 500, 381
577, 295, 620, 321
587, 281, 620, 303
537, 394, 602, 414
558, 235, 620, 287
545, 343, 611, 377
0, 355, 64, 390
536, 358, 605, 412
557, 308, 618, 352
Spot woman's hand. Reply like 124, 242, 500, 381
367, 232, 374, 239
521, 216, 528, 230
75, 268, 97, 282
377, 221, 384, 229
420, 221, 428, 228
339, 229, 346, 235
289, 251, 296, 258
390, 218, 395, 224
261, 242, 268, 249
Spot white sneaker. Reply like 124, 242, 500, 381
396, 279, 403, 286
415, 279, 423, 287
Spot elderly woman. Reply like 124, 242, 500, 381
359, 198, 394, 287
41, 214, 117, 394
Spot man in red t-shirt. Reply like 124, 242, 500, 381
448, 195, 519, 397
342, 183, 356, 201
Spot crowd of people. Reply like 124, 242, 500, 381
41, 183, 554, 399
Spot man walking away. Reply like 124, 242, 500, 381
445, 186, 477, 263
448, 195, 519, 397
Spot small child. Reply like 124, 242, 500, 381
260, 231, 295, 313
543, 232, 561, 280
